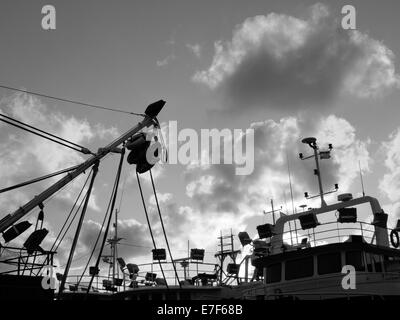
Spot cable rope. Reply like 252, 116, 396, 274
0, 112, 91, 151
0, 164, 79, 194
0, 84, 145, 117
77, 176, 115, 286
136, 171, 169, 289
149, 169, 181, 288
0, 117, 91, 155
85, 151, 125, 294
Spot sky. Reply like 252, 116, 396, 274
1, 0, 400, 282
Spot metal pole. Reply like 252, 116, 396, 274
58, 162, 99, 297
313, 146, 326, 207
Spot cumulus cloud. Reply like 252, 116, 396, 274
0, 92, 122, 246
379, 128, 400, 220
79, 219, 153, 261
193, 3, 400, 111
182, 114, 371, 239
186, 43, 202, 58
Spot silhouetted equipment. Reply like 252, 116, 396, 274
126, 263, 139, 274
89, 266, 99, 276
126, 133, 160, 174
394, 219, 400, 232
152, 248, 167, 261
145, 100, 166, 118
190, 248, 205, 261
155, 278, 167, 285
372, 212, 388, 228
346, 235, 365, 243
337, 208, 357, 223
23, 228, 48, 254
256, 223, 274, 239
253, 240, 269, 256
117, 257, 126, 270
301, 137, 317, 147
113, 278, 123, 286
238, 232, 252, 246
56, 273, 63, 281
299, 213, 319, 230
227, 263, 240, 275
69, 285, 78, 292
145, 272, 157, 282
2, 221, 32, 243
338, 193, 353, 202
102, 279, 113, 290
192, 273, 217, 286
319, 151, 331, 159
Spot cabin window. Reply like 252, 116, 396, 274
266, 263, 281, 283
384, 255, 400, 272
317, 252, 342, 275
345, 251, 365, 271
285, 256, 314, 280
366, 253, 373, 272
372, 255, 382, 272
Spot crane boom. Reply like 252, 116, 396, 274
0, 100, 165, 234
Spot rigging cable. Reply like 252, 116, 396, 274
0, 164, 79, 194
149, 169, 181, 288
0, 84, 145, 117
86, 150, 126, 294
77, 175, 115, 287
58, 161, 100, 297
136, 171, 169, 289
0, 112, 91, 152
0, 116, 92, 155
34, 171, 92, 276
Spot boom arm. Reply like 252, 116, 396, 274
0, 100, 165, 234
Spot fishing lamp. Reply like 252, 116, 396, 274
337, 208, 357, 223
190, 248, 205, 261
256, 223, 274, 239
117, 257, 126, 269
126, 263, 139, 274
23, 228, 48, 254
2, 221, 32, 243
238, 232, 252, 246
152, 248, 167, 261
299, 213, 319, 230
227, 263, 240, 275
145, 272, 157, 282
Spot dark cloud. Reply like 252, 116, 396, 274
194, 3, 399, 112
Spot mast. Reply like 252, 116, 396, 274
0, 100, 165, 234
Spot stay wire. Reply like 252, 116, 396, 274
149, 169, 181, 288
136, 171, 169, 289
77, 174, 115, 286
0, 84, 145, 117
0, 117, 90, 154
86, 151, 125, 294
0, 112, 90, 151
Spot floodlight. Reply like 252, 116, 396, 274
2, 221, 32, 243
23, 228, 48, 254
238, 232, 252, 246
299, 213, 319, 230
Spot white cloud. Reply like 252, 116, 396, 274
0, 92, 120, 214
379, 128, 400, 202
193, 3, 400, 111
156, 54, 176, 67
186, 43, 201, 58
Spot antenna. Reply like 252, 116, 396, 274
299, 137, 337, 208
286, 152, 298, 244
358, 160, 366, 197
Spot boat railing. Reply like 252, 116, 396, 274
263, 220, 397, 252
